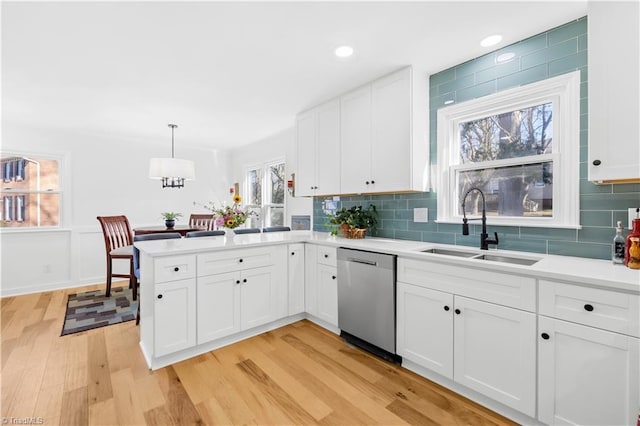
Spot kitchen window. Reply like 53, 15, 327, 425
244, 159, 286, 228
437, 71, 580, 228
0, 152, 64, 228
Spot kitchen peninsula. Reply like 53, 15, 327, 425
136, 230, 640, 426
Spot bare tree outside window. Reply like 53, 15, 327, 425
244, 161, 285, 228
457, 102, 553, 218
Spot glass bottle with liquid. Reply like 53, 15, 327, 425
613, 221, 625, 264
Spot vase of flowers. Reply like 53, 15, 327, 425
198, 195, 255, 236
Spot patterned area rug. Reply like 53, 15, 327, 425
61, 286, 138, 336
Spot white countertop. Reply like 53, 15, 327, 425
135, 231, 640, 294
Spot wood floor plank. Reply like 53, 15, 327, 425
88, 397, 118, 426
87, 331, 113, 405
247, 348, 333, 421
154, 366, 203, 425
143, 406, 177, 426
236, 358, 320, 425
265, 331, 380, 425
1, 287, 519, 426
60, 386, 88, 425
111, 368, 147, 425
195, 397, 234, 426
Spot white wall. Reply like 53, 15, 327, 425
228, 127, 313, 225
0, 123, 232, 296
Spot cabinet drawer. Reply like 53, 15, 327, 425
317, 246, 337, 267
154, 255, 196, 284
197, 246, 281, 276
539, 280, 640, 337
397, 258, 536, 311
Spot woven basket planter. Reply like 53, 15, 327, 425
340, 224, 368, 239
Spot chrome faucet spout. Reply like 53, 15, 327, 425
461, 187, 499, 250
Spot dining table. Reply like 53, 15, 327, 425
133, 225, 204, 237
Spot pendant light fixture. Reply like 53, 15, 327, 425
149, 124, 195, 188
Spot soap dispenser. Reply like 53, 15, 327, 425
613, 221, 625, 264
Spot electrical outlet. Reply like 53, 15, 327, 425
628, 208, 640, 230
413, 208, 429, 223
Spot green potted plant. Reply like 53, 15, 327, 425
160, 212, 182, 229
327, 204, 378, 239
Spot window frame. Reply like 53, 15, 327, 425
243, 157, 286, 229
436, 71, 581, 229
0, 150, 68, 230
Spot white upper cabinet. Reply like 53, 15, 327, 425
340, 85, 373, 194
371, 68, 412, 193
588, 1, 640, 183
296, 65, 429, 196
295, 99, 341, 197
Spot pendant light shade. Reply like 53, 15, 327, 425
149, 124, 195, 188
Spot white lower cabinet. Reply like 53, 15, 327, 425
453, 296, 536, 417
397, 283, 453, 377
316, 264, 338, 326
397, 279, 536, 417
304, 244, 338, 328
197, 271, 240, 343
196, 247, 287, 346
538, 316, 640, 426
288, 244, 305, 315
154, 278, 197, 357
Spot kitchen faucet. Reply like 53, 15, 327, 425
461, 187, 499, 250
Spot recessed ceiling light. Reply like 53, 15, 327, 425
480, 34, 502, 47
335, 45, 354, 58
496, 52, 516, 63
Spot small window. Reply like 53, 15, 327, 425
0, 153, 63, 228
244, 159, 286, 228
437, 71, 580, 228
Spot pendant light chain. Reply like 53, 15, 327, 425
168, 123, 178, 158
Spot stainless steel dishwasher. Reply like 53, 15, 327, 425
337, 247, 400, 363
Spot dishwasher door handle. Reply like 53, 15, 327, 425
347, 258, 378, 266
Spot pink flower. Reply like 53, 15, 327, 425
215, 217, 224, 226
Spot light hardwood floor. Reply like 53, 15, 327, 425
1, 284, 517, 425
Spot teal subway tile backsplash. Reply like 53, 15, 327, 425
311, 17, 639, 261
548, 17, 587, 45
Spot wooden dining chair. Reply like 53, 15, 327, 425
97, 215, 136, 299
133, 232, 182, 325
189, 213, 215, 231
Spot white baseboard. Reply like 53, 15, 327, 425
0, 277, 128, 298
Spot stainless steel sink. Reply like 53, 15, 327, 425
472, 254, 540, 266
421, 248, 478, 258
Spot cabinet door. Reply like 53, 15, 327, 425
296, 109, 317, 197
197, 272, 240, 344
588, 1, 640, 182
396, 282, 454, 378
241, 266, 276, 330
154, 279, 196, 357
371, 67, 411, 193
538, 316, 640, 426
288, 244, 305, 315
340, 85, 372, 194
316, 264, 338, 326
316, 99, 341, 195
304, 244, 318, 316
453, 297, 536, 417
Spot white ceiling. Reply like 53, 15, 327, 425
2, 1, 588, 151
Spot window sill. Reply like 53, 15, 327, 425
435, 219, 582, 230
0, 227, 72, 234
